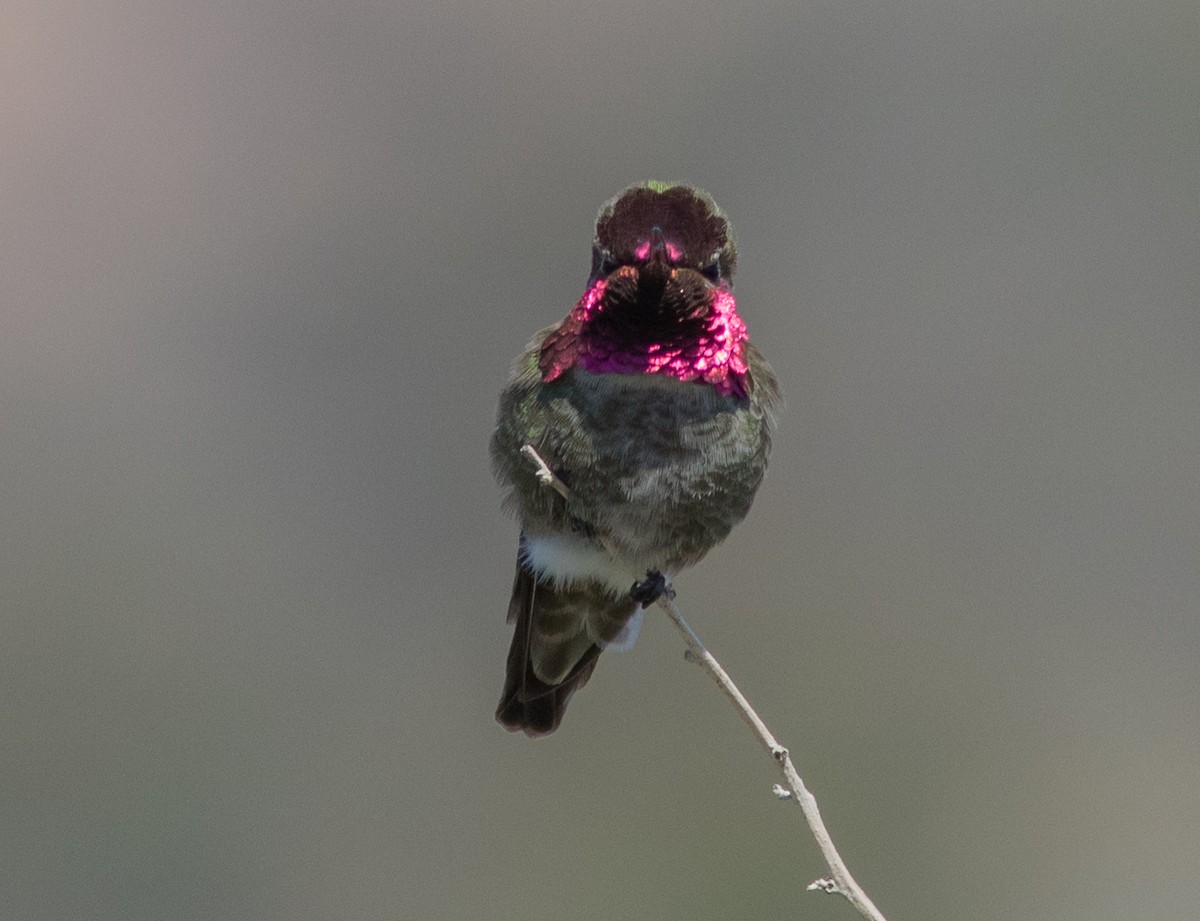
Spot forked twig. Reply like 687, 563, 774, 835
521, 443, 887, 921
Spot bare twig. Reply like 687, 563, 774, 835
520, 444, 570, 500
521, 443, 887, 921
657, 594, 886, 920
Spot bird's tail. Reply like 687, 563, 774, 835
496, 560, 637, 737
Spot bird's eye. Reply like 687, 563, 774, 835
701, 258, 722, 282
591, 246, 615, 279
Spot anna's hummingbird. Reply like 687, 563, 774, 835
491, 182, 781, 736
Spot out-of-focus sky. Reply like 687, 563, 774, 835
3, 2, 1198, 919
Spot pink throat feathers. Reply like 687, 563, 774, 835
538, 272, 751, 399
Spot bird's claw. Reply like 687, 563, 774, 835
630, 570, 674, 605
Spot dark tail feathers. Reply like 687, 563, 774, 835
496, 561, 632, 737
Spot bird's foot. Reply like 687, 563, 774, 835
630, 570, 674, 605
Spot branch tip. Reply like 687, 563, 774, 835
520, 444, 569, 499
808, 878, 842, 895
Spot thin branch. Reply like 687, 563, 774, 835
520, 444, 570, 500
521, 443, 887, 921
657, 595, 886, 920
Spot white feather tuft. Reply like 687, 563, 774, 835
520, 533, 633, 595
601, 608, 644, 651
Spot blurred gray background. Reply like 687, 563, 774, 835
3, 1, 1198, 919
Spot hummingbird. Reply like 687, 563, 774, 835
490, 182, 781, 736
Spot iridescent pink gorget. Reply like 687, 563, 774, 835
538, 268, 751, 399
